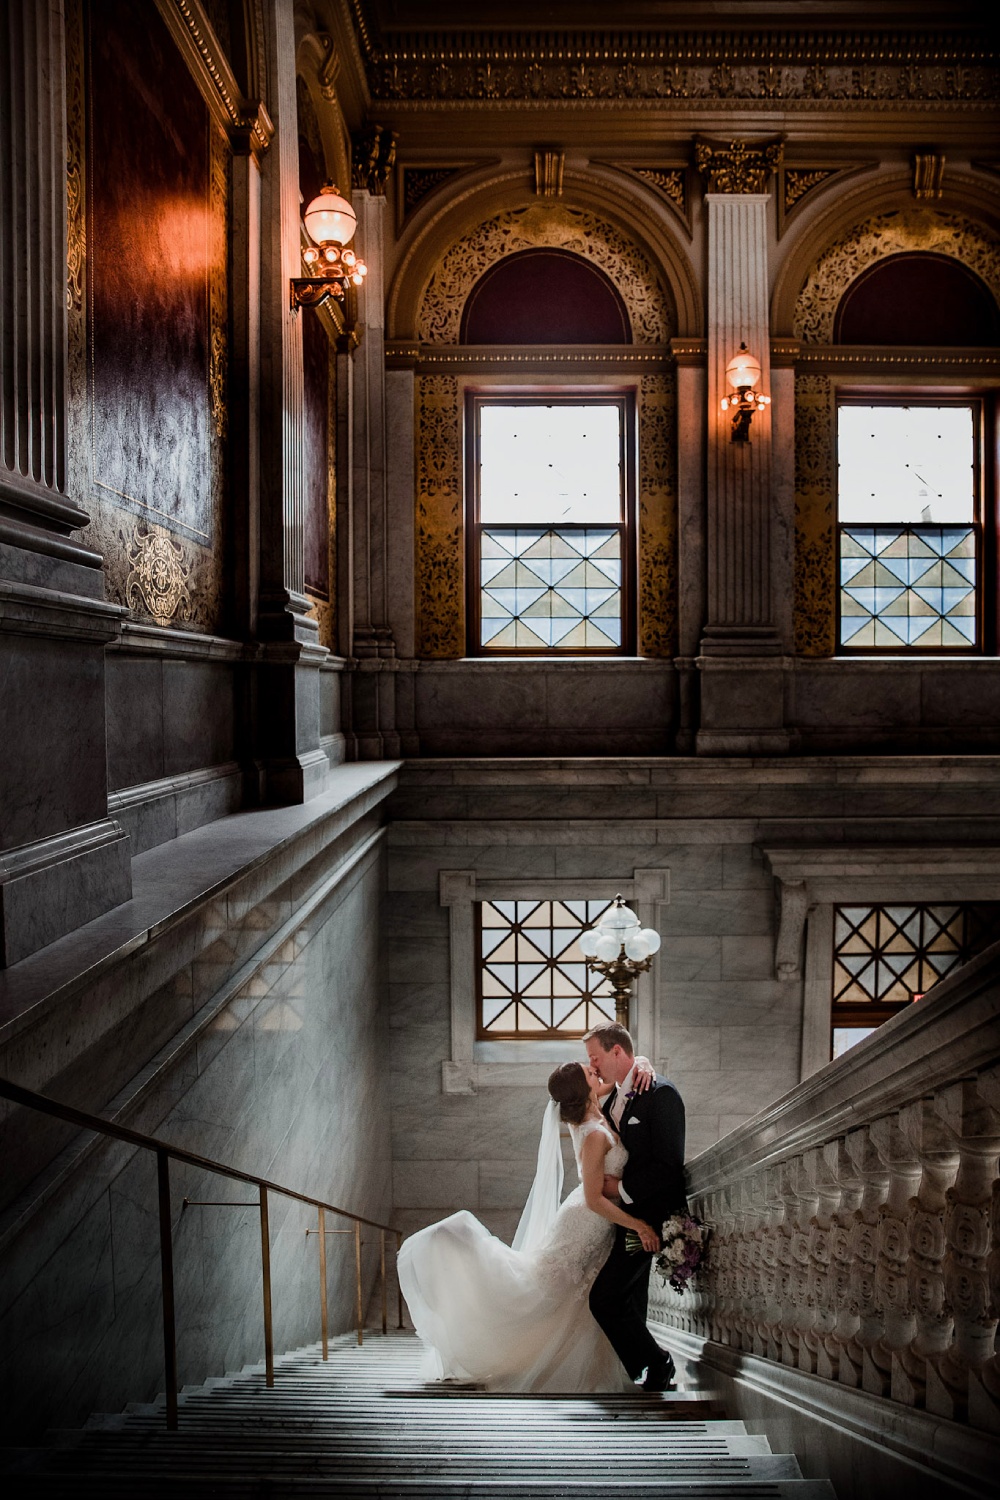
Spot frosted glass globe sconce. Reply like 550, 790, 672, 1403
720, 342, 770, 442
578, 894, 662, 1028
290, 184, 368, 312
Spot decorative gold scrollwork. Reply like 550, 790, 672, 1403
695, 136, 784, 194
124, 524, 193, 625
415, 376, 464, 658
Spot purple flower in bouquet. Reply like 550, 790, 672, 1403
626, 1212, 709, 1293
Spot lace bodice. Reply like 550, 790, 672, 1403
569, 1117, 627, 1182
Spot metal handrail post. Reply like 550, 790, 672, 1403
354, 1219, 363, 1346
396, 1231, 404, 1329
259, 1186, 274, 1388
317, 1206, 329, 1360
155, 1149, 179, 1431
380, 1228, 387, 1335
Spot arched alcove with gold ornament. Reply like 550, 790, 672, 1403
778, 192, 1000, 657
389, 183, 692, 662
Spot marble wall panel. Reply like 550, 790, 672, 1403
105, 656, 166, 790
720, 935, 776, 980
0, 832, 392, 1440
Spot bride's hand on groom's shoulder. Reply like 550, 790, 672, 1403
632, 1056, 655, 1092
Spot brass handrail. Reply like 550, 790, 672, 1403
0, 1075, 405, 1429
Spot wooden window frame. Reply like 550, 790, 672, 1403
464, 390, 638, 658
835, 392, 998, 657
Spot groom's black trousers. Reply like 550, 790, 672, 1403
589, 1224, 663, 1380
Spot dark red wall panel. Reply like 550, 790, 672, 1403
460, 249, 631, 345
834, 252, 1000, 346
88, 0, 213, 541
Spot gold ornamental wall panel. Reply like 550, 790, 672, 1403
637, 374, 677, 659
793, 375, 836, 658
416, 375, 465, 658
417, 205, 674, 345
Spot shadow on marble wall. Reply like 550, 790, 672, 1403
0, 837, 392, 1440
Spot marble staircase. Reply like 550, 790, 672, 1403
3, 1329, 835, 1498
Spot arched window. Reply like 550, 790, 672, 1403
834, 255, 998, 655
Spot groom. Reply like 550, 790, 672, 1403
584, 1021, 686, 1391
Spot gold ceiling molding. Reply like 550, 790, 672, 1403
793, 208, 1000, 343
695, 136, 784, 194
358, 33, 997, 108
153, 0, 274, 159
417, 205, 674, 345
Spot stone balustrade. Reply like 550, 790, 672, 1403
649, 938, 1000, 1436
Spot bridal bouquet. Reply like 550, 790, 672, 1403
625, 1213, 709, 1293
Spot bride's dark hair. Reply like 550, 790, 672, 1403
547, 1062, 591, 1125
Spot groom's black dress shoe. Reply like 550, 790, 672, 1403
642, 1354, 677, 1391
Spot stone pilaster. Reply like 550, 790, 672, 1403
0, 0, 130, 966
344, 131, 401, 759
695, 138, 791, 754
253, 0, 328, 803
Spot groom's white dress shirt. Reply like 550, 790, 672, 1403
610, 1063, 637, 1202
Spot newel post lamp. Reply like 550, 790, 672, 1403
720, 341, 770, 442
579, 895, 662, 1029
290, 183, 368, 312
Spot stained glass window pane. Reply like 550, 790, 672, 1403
839, 525, 977, 648
480, 527, 622, 650
477, 898, 615, 1039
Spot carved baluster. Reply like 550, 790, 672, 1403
747, 1170, 770, 1358
822, 1138, 864, 1387
785, 1155, 820, 1373
734, 1177, 757, 1353
760, 1166, 785, 1363
969, 1063, 1000, 1434
844, 1126, 891, 1396
931, 1077, 1000, 1423
868, 1115, 923, 1400
896, 1097, 960, 1408
804, 1146, 842, 1379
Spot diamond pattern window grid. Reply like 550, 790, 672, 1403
833, 903, 1000, 1009
477, 899, 616, 1039
839, 526, 977, 650
479, 528, 623, 651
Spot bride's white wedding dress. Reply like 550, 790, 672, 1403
397, 1117, 634, 1393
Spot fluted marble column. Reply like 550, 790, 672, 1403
253, 0, 328, 803
695, 139, 791, 755
0, 0, 130, 966
345, 129, 401, 759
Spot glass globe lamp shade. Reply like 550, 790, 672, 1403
594, 935, 620, 962
725, 343, 761, 390
640, 928, 662, 955
578, 929, 600, 958
624, 933, 650, 961
600, 903, 639, 934
303, 186, 357, 248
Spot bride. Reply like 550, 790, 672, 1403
396, 1059, 660, 1393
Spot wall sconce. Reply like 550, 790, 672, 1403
290, 184, 368, 312
720, 342, 770, 442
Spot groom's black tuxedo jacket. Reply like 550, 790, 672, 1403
602, 1074, 687, 1229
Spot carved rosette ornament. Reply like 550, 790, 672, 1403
695, 136, 784, 194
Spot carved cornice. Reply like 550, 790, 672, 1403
696, 135, 784, 193
153, 0, 274, 159
386, 342, 673, 372
347, 26, 998, 108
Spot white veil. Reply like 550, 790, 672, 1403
511, 1099, 564, 1254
